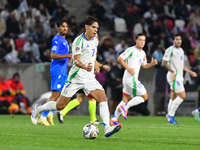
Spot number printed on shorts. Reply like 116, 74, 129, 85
137, 82, 143, 89
92, 49, 95, 57
66, 81, 72, 88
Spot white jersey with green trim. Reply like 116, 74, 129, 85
119, 45, 147, 83
68, 33, 98, 81
162, 45, 184, 82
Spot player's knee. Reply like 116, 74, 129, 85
77, 98, 83, 103
99, 96, 107, 102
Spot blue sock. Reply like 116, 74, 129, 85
198, 107, 200, 112
41, 111, 49, 118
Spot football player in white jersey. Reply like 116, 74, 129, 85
110, 33, 157, 125
162, 33, 197, 124
31, 16, 122, 138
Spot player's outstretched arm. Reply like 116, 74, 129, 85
74, 54, 92, 72
51, 52, 72, 59
142, 58, 157, 69
184, 65, 197, 77
162, 59, 175, 81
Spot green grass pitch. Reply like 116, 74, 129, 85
0, 115, 199, 150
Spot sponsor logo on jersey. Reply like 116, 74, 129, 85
86, 44, 90, 48
52, 46, 57, 50
76, 47, 80, 51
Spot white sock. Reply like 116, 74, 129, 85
38, 101, 57, 113
99, 101, 110, 131
168, 96, 183, 116
124, 96, 144, 110
167, 99, 173, 112
113, 101, 125, 120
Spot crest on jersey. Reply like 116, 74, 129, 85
76, 47, 80, 51
52, 46, 57, 50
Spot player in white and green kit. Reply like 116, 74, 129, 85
162, 33, 197, 124
110, 33, 157, 125
31, 16, 122, 138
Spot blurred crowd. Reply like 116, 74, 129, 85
1, 0, 200, 115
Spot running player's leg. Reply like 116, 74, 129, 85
166, 80, 185, 124
38, 91, 60, 126
88, 98, 102, 124
61, 90, 85, 116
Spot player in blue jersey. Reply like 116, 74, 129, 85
37, 19, 72, 126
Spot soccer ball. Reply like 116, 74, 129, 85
82, 123, 99, 139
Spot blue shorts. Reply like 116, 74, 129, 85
51, 75, 68, 92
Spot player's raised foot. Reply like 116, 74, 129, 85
38, 119, 51, 126
31, 104, 41, 125
110, 118, 121, 125
47, 114, 54, 126
192, 110, 200, 122
57, 111, 64, 123
105, 124, 122, 137
91, 119, 103, 125
166, 114, 178, 124
120, 105, 128, 120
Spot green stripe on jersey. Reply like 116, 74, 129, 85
132, 76, 137, 96
66, 68, 80, 83
172, 72, 177, 91
76, 36, 83, 46
170, 49, 173, 57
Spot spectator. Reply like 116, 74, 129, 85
126, 5, 141, 30
68, 15, 78, 38
7, 73, 32, 114
31, 25, 45, 44
52, 6, 67, 21
17, 48, 26, 63
0, 15, 6, 37
24, 51, 39, 63
143, 7, 158, 26
153, 0, 165, 21
18, 17, 29, 35
23, 36, 40, 61
5, 11, 20, 38
0, 35, 12, 55
182, 20, 195, 35
152, 45, 163, 67
0, 74, 20, 114
115, 40, 128, 56
106, 60, 123, 114
160, 18, 172, 38
87, 0, 105, 22
47, 28, 57, 49
41, 49, 51, 62
113, 0, 127, 18
189, 7, 200, 38
175, 0, 189, 20
38, 3, 51, 23
98, 37, 116, 63
0, 4, 12, 21
148, 20, 161, 42
31, 12, 44, 35
151, 31, 170, 54
140, 0, 152, 16
182, 32, 192, 57
164, 0, 176, 21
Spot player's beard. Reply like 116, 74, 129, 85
60, 31, 67, 37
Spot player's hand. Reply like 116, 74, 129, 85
151, 58, 158, 66
94, 66, 100, 74
103, 65, 110, 71
85, 63, 93, 72
68, 57, 73, 63
127, 67, 135, 75
190, 71, 197, 77
171, 72, 175, 81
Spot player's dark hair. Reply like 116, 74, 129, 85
85, 16, 99, 26
135, 33, 145, 40
172, 33, 181, 40
56, 19, 67, 27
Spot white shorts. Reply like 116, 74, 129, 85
61, 77, 104, 97
123, 79, 146, 98
168, 80, 185, 93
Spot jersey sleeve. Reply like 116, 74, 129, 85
141, 52, 147, 66
72, 37, 83, 56
163, 47, 172, 61
119, 47, 133, 60
51, 39, 60, 54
